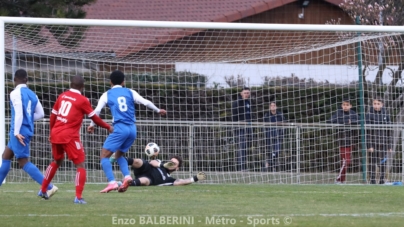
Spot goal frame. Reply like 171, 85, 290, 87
2, 16, 404, 184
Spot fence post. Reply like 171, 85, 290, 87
402, 129, 404, 183
188, 123, 194, 176
295, 126, 300, 184
356, 16, 367, 183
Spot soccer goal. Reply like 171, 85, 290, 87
1, 17, 404, 185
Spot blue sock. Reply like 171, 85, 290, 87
22, 162, 53, 189
22, 162, 42, 185
116, 156, 130, 177
0, 160, 11, 186
101, 158, 115, 182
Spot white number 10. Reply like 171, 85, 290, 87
59, 100, 72, 116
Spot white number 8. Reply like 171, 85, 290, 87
118, 97, 128, 112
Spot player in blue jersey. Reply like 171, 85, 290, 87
0, 69, 58, 196
87, 70, 167, 193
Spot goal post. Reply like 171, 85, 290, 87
0, 20, 5, 184
1, 16, 404, 185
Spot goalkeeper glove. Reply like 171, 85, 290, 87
192, 172, 206, 182
160, 161, 176, 169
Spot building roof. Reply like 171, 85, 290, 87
6, 0, 345, 62
85, 0, 343, 23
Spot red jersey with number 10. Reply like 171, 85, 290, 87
51, 89, 96, 144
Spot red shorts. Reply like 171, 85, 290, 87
52, 139, 85, 165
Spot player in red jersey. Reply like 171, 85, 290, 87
39, 75, 113, 204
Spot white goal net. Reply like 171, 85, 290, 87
1, 17, 404, 184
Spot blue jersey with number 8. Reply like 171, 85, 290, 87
107, 87, 135, 124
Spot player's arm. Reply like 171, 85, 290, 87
83, 98, 112, 131
10, 91, 27, 145
149, 159, 162, 167
89, 92, 108, 128
131, 90, 167, 116
173, 172, 206, 186
33, 97, 45, 121
90, 114, 113, 132
10, 91, 23, 137
49, 97, 62, 131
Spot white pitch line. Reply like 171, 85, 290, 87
1, 213, 404, 218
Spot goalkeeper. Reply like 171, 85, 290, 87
110, 154, 206, 191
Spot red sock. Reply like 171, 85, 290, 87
41, 162, 59, 193
75, 168, 86, 199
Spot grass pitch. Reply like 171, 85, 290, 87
0, 183, 403, 227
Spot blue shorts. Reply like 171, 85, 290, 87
103, 123, 137, 153
7, 134, 32, 159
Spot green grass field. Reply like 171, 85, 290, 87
1, 183, 403, 227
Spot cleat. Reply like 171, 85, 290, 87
118, 176, 133, 193
109, 153, 116, 164
38, 190, 49, 200
47, 185, 58, 198
100, 182, 118, 193
74, 197, 87, 204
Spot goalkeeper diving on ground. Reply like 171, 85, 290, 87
109, 153, 206, 191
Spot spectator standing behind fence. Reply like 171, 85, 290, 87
365, 97, 392, 184
328, 98, 358, 184
232, 87, 253, 171
263, 102, 285, 172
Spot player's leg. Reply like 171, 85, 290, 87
344, 146, 352, 182
121, 159, 153, 190
100, 124, 129, 179
0, 146, 14, 186
128, 158, 146, 169
40, 144, 64, 199
73, 162, 87, 204
336, 147, 346, 183
264, 132, 271, 170
131, 177, 151, 186
116, 124, 136, 178
100, 147, 120, 193
369, 151, 377, 184
100, 125, 124, 192
62, 140, 87, 203
12, 135, 54, 191
117, 125, 137, 192
378, 151, 386, 184
236, 128, 247, 171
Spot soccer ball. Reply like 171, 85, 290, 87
145, 142, 160, 157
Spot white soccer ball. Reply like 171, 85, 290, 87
145, 142, 160, 157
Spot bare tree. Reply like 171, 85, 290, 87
337, 0, 404, 179
224, 75, 246, 88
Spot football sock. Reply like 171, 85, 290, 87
41, 162, 59, 193
23, 162, 53, 189
116, 156, 130, 177
130, 179, 141, 186
75, 168, 86, 199
101, 158, 115, 182
0, 159, 11, 186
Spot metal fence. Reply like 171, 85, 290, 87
4, 120, 404, 184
